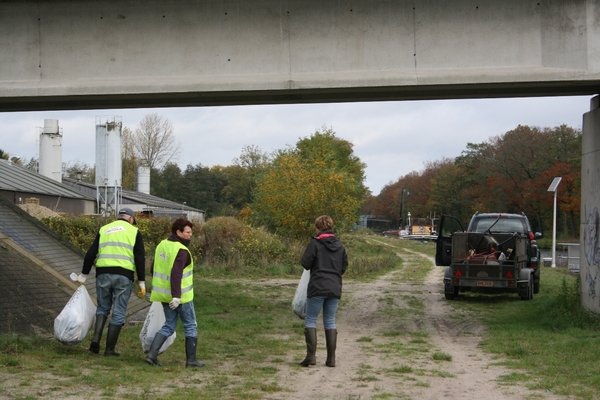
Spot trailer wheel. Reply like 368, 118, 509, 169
445, 286, 459, 300
520, 275, 534, 301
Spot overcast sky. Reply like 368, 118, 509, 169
0, 95, 593, 196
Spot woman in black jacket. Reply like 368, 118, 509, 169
299, 215, 348, 367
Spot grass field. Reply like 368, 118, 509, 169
1, 234, 598, 399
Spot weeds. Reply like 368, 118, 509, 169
432, 352, 452, 361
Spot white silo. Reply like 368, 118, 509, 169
38, 119, 63, 182
137, 163, 151, 194
95, 116, 123, 216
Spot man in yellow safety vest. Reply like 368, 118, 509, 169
146, 217, 205, 368
78, 207, 146, 356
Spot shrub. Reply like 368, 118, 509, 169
40, 214, 176, 257
41, 215, 106, 252
196, 216, 295, 273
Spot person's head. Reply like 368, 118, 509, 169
117, 207, 136, 225
314, 215, 334, 233
171, 217, 194, 240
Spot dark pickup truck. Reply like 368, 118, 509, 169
435, 212, 542, 300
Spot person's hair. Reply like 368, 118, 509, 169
171, 217, 194, 235
314, 215, 334, 231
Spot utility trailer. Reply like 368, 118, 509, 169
436, 215, 537, 301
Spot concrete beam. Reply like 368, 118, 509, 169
1, 0, 600, 111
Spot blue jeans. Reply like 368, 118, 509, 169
158, 301, 198, 338
96, 273, 132, 326
304, 296, 339, 329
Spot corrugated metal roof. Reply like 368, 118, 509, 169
62, 178, 205, 213
0, 160, 95, 200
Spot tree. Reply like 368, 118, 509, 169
63, 160, 95, 183
253, 128, 366, 238
221, 145, 271, 211
152, 162, 185, 201
22, 157, 38, 171
121, 127, 138, 190
181, 163, 227, 217
133, 113, 181, 170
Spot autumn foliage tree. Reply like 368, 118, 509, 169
253, 127, 366, 238
367, 124, 581, 237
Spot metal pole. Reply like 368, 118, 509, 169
551, 188, 557, 268
400, 186, 404, 229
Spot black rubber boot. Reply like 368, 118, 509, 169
299, 328, 317, 366
185, 337, 206, 368
89, 314, 107, 354
145, 333, 168, 366
325, 329, 337, 367
104, 324, 122, 356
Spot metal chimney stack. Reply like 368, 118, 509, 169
38, 119, 63, 183
137, 163, 150, 194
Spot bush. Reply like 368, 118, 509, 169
41, 215, 175, 258
40, 214, 399, 279
196, 216, 296, 274
41, 215, 107, 252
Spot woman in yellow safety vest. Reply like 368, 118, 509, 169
145, 217, 205, 368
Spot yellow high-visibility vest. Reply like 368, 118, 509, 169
150, 239, 194, 304
96, 219, 138, 272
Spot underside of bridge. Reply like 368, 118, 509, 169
1, 0, 600, 111
1, 0, 600, 313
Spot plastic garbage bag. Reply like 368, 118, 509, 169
54, 285, 96, 345
292, 269, 310, 320
139, 301, 176, 354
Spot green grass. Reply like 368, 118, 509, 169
450, 267, 600, 398
2, 234, 599, 399
0, 278, 298, 400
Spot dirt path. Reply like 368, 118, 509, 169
274, 248, 566, 400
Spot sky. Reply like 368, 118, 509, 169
0, 95, 593, 196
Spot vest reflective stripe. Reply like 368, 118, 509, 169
153, 269, 193, 282
99, 241, 134, 250
151, 285, 193, 295
150, 239, 194, 304
153, 271, 171, 281
97, 253, 135, 264
95, 220, 138, 272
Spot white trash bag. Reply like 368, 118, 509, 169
139, 301, 176, 354
292, 269, 310, 320
54, 285, 96, 345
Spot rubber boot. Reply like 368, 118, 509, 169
104, 324, 122, 356
325, 329, 337, 367
145, 333, 168, 366
185, 337, 206, 368
299, 328, 317, 366
89, 314, 107, 354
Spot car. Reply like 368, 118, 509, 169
466, 212, 542, 294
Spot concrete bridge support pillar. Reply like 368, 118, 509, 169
581, 95, 600, 313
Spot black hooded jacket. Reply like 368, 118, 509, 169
301, 230, 348, 299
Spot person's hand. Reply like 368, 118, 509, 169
169, 298, 181, 310
138, 282, 146, 298
77, 274, 88, 284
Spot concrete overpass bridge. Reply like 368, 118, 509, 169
2, 0, 600, 312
